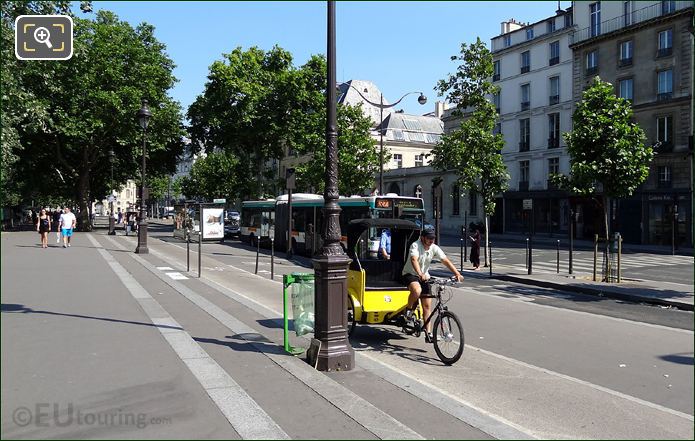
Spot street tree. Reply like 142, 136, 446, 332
555, 76, 651, 252
0, 1, 92, 207
178, 151, 240, 203
287, 56, 378, 195
431, 37, 508, 264
4, 7, 185, 229
187, 46, 295, 200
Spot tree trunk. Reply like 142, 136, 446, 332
77, 169, 92, 231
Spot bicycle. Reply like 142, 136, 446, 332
402, 276, 465, 365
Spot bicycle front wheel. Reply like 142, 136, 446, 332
433, 311, 464, 365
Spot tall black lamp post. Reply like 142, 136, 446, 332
108, 149, 116, 235
309, 0, 354, 371
135, 98, 152, 254
340, 84, 426, 195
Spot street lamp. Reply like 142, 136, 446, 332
108, 149, 116, 235
340, 83, 426, 195
135, 98, 152, 254
309, 0, 354, 371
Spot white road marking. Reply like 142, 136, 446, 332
165, 272, 188, 280
156, 266, 174, 270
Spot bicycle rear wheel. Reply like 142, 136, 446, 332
433, 311, 464, 365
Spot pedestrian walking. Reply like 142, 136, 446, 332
53, 208, 63, 243
117, 208, 123, 225
36, 209, 51, 248
469, 228, 481, 270
59, 207, 77, 248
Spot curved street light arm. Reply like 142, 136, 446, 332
341, 83, 425, 110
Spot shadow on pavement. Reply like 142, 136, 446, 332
350, 326, 444, 366
1, 303, 183, 331
659, 353, 695, 366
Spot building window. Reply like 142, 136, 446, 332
586, 50, 598, 75
657, 166, 671, 187
548, 113, 560, 148
547, 19, 556, 33
548, 157, 560, 175
623, 1, 632, 25
619, 40, 633, 66
657, 29, 673, 57
452, 184, 460, 216
590, 2, 601, 37
521, 51, 530, 73
469, 190, 478, 216
126, 189, 131, 199
549, 76, 560, 105
661, 0, 675, 15
519, 161, 530, 191
493, 91, 501, 113
526, 28, 534, 40
414, 154, 424, 167
392, 154, 403, 168
549, 41, 560, 65
504, 34, 511, 47
618, 78, 633, 101
564, 12, 573, 28
520, 84, 530, 110
493, 122, 502, 135
493, 60, 500, 81
657, 69, 673, 100
657, 115, 673, 147
519, 118, 530, 151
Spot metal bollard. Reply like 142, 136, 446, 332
271, 237, 275, 280
255, 236, 260, 275
460, 237, 464, 272
528, 236, 533, 275
198, 231, 202, 278
617, 233, 622, 283
593, 234, 598, 282
489, 241, 492, 277
556, 240, 560, 274
525, 238, 529, 269
463, 227, 468, 263
186, 232, 190, 272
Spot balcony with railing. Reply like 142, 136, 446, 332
493, 73, 500, 82
519, 142, 530, 152
518, 181, 529, 191
570, 1, 692, 46
657, 92, 673, 101
520, 65, 530, 74
520, 101, 530, 111
549, 95, 559, 105
657, 47, 673, 57
548, 136, 560, 149
549, 56, 559, 66
586, 66, 598, 76
618, 57, 633, 67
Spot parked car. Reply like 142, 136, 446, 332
224, 210, 241, 238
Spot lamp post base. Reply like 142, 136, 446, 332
310, 252, 354, 371
135, 220, 148, 254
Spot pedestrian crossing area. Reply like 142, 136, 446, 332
503, 254, 693, 275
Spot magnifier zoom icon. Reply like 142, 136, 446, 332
33, 26, 52, 48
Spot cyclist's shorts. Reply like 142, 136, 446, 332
400, 274, 431, 295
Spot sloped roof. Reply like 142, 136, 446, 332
379, 112, 444, 144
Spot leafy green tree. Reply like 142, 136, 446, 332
1, 1, 92, 206
431, 37, 508, 262
555, 76, 651, 243
4, 6, 185, 229
287, 56, 378, 195
188, 46, 295, 200
178, 151, 240, 203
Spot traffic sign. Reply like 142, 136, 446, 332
213, 198, 226, 204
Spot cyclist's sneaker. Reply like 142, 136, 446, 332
404, 309, 415, 327
425, 332, 440, 343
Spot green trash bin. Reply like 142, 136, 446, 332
283, 273, 315, 354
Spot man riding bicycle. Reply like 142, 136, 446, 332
401, 227, 464, 341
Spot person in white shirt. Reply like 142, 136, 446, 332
401, 228, 463, 340
59, 207, 77, 248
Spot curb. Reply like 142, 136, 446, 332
493, 274, 694, 312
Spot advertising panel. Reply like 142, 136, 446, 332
202, 207, 224, 239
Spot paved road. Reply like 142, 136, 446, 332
2, 227, 693, 439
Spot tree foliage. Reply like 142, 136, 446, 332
187, 49, 377, 200
555, 76, 651, 238
2, 4, 185, 229
178, 151, 240, 203
431, 37, 508, 216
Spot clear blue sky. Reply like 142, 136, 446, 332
83, 1, 569, 117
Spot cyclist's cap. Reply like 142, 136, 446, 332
421, 228, 436, 239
